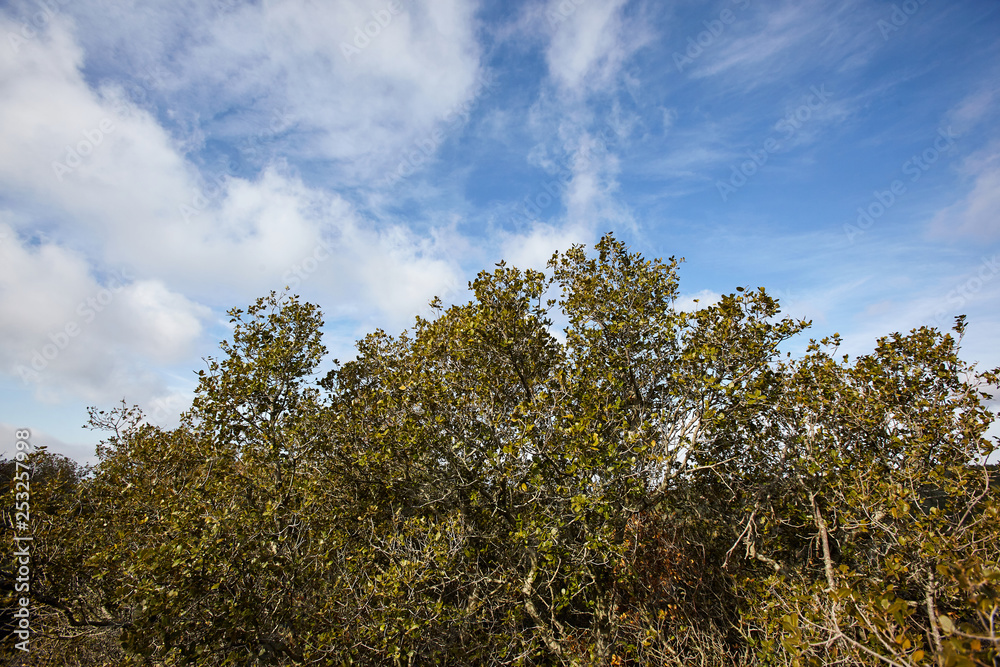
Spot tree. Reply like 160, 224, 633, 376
1, 446, 126, 664
731, 323, 1000, 666
23, 235, 999, 666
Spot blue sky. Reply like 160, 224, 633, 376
1, 0, 998, 463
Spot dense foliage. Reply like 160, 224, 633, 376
4, 235, 999, 665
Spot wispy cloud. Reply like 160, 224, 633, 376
929, 144, 1000, 242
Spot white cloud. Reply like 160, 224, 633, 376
947, 85, 1000, 135
0, 8, 471, 411
0, 218, 208, 403
674, 289, 720, 313
0, 9, 466, 314
662, 107, 677, 134
495, 0, 645, 276
118, 281, 209, 362
58, 0, 486, 182
499, 222, 592, 271
930, 145, 1000, 241
544, 0, 643, 96
689, 0, 877, 86
694, 4, 810, 79
564, 132, 633, 231
346, 222, 464, 325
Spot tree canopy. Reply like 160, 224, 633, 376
4, 234, 999, 666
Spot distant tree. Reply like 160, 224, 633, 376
1, 447, 126, 664
20, 235, 998, 666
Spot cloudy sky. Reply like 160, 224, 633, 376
1, 0, 998, 463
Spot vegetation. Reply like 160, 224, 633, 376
4, 234, 999, 665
